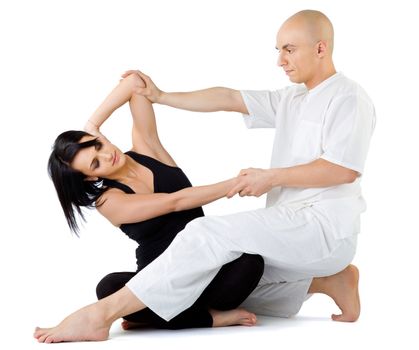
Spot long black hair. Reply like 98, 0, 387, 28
48, 130, 109, 235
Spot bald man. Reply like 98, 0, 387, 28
35, 10, 375, 343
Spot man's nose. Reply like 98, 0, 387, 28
277, 52, 286, 67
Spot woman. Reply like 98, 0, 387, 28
47, 72, 264, 330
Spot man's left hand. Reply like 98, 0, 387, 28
227, 168, 273, 198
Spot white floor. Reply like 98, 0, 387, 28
17, 292, 416, 350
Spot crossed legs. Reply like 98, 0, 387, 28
95, 254, 264, 330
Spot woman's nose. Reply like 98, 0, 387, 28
99, 151, 113, 162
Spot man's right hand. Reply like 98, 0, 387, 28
121, 70, 163, 103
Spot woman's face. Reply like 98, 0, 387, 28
70, 135, 126, 180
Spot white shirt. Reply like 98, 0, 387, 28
240, 72, 376, 238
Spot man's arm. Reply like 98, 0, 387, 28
157, 87, 248, 113
227, 159, 359, 198
121, 70, 248, 114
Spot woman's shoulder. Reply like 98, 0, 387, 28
97, 187, 126, 205
129, 145, 178, 168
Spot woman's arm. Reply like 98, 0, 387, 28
97, 178, 237, 226
84, 74, 138, 133
84, 74, 169, 160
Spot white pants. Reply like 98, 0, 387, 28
126, 204, 358, 321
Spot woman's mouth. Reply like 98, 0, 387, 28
112, 151, 118, 166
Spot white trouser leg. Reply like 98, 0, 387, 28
126, 205, 357, 321
239, 280, 312, 318
239, 234, 357, 318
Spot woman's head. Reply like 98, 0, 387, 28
48, 130, 125, 234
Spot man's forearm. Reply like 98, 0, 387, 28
269, 159, 359, 188
158, 87, 243, 113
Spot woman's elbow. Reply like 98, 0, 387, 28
172, 193, 190, 212
173, 198, 184, 212
122, 72, 145, 91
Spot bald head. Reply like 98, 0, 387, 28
276, 10, 336, 89
281, 10, 334, 54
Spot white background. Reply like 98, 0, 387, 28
1, 0, 418, 348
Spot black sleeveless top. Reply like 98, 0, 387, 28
102, 151, 204, 271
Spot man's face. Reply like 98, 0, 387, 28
276, 21, 320, 85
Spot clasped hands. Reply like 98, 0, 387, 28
227, 168, 273, 199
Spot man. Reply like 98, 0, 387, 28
34, 9, 375, 343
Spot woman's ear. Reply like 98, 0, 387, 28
84, 176, 99, 182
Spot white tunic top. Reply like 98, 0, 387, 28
241, 72, 376, 238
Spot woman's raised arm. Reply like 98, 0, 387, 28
85, 74, 168, 160
85, 74, 138, 133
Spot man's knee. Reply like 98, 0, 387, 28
184, 216, 207, 229
180, 216, 213, 238
183, 216, 232, 236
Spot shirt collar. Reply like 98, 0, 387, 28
307, 72, 343, 96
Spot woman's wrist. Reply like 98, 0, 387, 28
84, 120, 101, 136
223, 178, 238, 196
87, 119, 99, 127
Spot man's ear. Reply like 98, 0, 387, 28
84, 176, 99, 182
317, 41, 327, 57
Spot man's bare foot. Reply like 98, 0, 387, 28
310, 264, 360, 322
209, 308, 257, 327
33, 303, 111, 343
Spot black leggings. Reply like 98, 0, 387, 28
96, 253, 264, 329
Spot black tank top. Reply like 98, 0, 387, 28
102, 151, 204, 271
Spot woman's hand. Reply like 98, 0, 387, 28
121, 70, 163, 103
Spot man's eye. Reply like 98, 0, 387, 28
94, 160, 100, 169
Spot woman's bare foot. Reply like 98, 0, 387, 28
34, 286, 147, 343
209, 308, 257, 327
33, 303, 111, 343
310, 264, 360, 322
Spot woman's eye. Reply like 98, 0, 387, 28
95, 142, 102, 150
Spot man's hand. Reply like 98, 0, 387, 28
227, 168, 273, 198
121, 70, 163, 103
